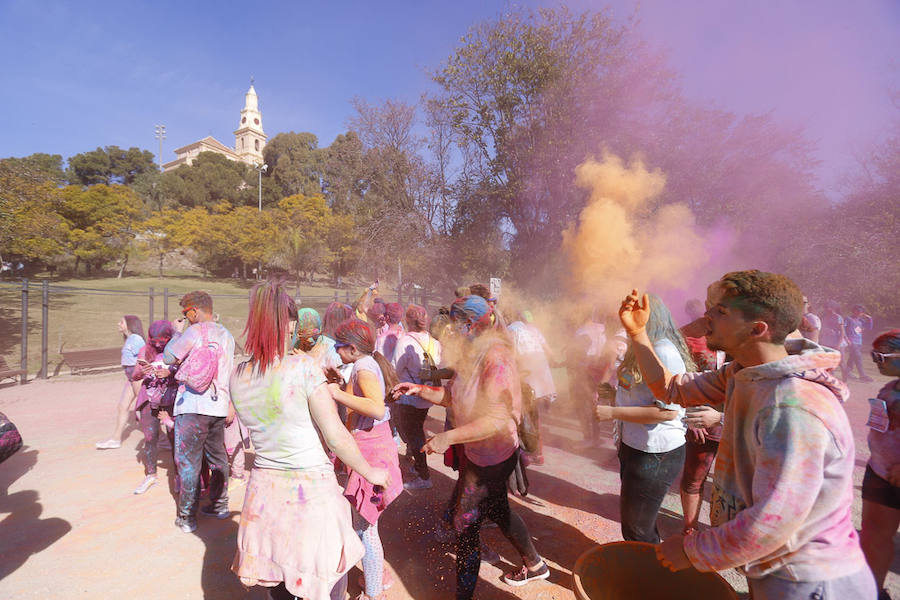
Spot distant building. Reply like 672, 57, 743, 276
163, 84, 267, 171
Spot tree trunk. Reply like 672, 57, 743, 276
74, 256, 81, 275
158, 252, 164, 278
117, 252, 129, 279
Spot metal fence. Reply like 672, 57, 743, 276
0, 279, 434, 384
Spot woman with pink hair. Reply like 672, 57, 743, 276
230, 281, 389, 600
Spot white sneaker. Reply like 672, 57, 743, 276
95, 439, 121, 449
403, 477, 433, 491
133, 475, 157, 495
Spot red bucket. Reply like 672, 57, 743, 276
573, 542, 738, 600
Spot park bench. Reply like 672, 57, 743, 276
59, 347, 122, 375
0, 356, 26, 384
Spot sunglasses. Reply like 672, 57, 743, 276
871, 351, 900, 363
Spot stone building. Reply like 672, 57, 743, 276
163, 84, 267, 171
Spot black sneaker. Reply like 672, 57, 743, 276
200, 505, 230, 519
174, 516, 197, 533
502, 561, 550, 586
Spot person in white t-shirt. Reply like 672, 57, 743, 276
594, 293, 695, 543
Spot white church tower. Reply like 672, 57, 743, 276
234, 83, 267, 164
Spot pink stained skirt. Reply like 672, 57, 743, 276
344, 421, 403, 525
232, 467, 364, 600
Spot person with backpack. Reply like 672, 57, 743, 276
392, 304, 443, 490
328, 318, 402, 600
163, 291, 236, 534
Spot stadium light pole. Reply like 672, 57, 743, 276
154, 124, 166, 171
255, 163, 268, 212
254, 162, 268, 280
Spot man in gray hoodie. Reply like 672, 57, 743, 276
619, 270, 875, 599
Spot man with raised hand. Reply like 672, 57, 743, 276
618, 270, 875, 599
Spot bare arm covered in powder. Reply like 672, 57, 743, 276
620, 291, 727, 407
354, 283, 378, 320
596, 405, 678, 424
330, 368, 386, 420
390, 382, 449, 406
309, 382, 387, 486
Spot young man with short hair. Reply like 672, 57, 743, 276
164, 291, 235, 533
619, 270, 875, 599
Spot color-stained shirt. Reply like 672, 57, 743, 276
451, 335, 521, 467
508, 321, 556, 400
375, 324, 404, 363
165, 321, 235, 418
393, 332, 443, 410
844, 315, 872, 346
121, 333, 144, 366
663, 338, 866, 582
868, 381, 900, 482
616, 338, 687, 453
348, 355, 389, 432
230, 354, 332, 472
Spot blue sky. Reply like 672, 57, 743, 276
2, 0, 897, 196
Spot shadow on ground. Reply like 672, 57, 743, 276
0, 447, 72, 580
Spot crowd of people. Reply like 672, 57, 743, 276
84, 271, 898, 600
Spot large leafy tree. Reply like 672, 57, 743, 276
140, 208, 185, 278
57, 184, 142, 275
0, 159, 68, 265
0, 153, 66, 184
269, 194, 335, 284
161, 152, 256, 208
263, 132, 323, 200
431, 8, 639, 284
66, 146, 156, 186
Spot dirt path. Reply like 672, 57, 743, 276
0, 372, 897, 599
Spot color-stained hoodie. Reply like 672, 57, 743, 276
660, 338, 867, 582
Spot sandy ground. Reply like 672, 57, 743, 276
0, 371, 897, 599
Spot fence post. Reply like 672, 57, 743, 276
149, 287, 155, 324
422, 288, 428, 313
41, 281, 48, 379
345, 291, 350, 305
20, 279, 28, 385
163, 288, 169, 320
333, 291, 338, 303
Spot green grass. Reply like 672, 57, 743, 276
0, 275, 362, 378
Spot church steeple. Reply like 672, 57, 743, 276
234, 81, 267, 163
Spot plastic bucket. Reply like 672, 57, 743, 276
573, 541, 738, 600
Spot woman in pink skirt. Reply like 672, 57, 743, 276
230, 281, 389, 600
329, 318, 403, 600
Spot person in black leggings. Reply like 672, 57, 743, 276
394, 295, 549, 599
